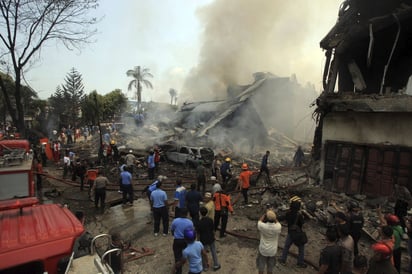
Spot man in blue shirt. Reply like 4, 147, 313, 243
150, 181, 170, 236
173, 228, 209, 274
171, 208, 193, 274
120, 166, 133, 206
147, 150, 155, 179
174, 179, 187, 218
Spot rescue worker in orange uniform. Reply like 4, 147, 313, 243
237, 163, 259, 204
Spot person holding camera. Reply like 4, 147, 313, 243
257, 209, 281, 274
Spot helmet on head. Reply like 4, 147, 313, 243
111, 140, 115, 145
371, 242, 392, 260
289, 195, 301, 203
225, 157, 231, 162
184, 228, 196, 241
129, 150, 133, 153
347, 200, 359, 211
158, 175, 167, 182
241, 163, 248, 170
385, 214, 400, 225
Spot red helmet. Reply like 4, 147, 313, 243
385, 214, 400, 225
241, 163, 248, 170
371, 242, 392, 260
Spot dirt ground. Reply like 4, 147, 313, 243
40, 139, 411, 274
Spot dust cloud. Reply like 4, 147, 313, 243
182, 0, 342, 101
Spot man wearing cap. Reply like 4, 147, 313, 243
367, 242, 398, 274
257, 209, 281, 274
237, 163, 259, 204
278, 196, 307, 268
211, 177, 222, 195
220, 157, 232, 187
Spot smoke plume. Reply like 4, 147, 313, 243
182, 0, 341, 101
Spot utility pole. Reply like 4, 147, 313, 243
94, 93, 103, 162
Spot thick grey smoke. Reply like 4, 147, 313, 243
182, 0, 341, 101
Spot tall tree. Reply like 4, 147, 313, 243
0, 0, 99, 136
126, 66, 153, 113
169, 88, 177, 105
49, 68, 85, 127
62, 68, 85, 126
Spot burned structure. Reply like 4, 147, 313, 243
175, 72, 316, 153
314, 0, 412, 196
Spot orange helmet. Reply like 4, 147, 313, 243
371, 242, 392, 260
241, 163, 248, 170
385, 214, 400, 225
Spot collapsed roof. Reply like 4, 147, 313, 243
320, 0, 412, 94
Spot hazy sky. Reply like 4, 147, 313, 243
24, 0, 343, 102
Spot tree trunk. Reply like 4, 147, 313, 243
14, 73, 26, 137
137, 80, 142, 113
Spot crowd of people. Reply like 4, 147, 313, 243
28, 127, 412, 274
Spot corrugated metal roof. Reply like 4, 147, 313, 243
0, 203, 84, 270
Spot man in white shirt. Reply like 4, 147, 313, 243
257, 209, 281, 274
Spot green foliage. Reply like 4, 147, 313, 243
126, 66, 153, 112
49, 68, 85, 126
80, 89, 127, 125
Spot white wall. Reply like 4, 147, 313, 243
322, 112, 412, 146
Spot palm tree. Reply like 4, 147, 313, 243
126, 66, 153, 113
169, 88, 177, 105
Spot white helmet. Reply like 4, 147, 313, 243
158, 175, 167, 181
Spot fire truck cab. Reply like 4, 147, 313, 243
0, 140, 85, 274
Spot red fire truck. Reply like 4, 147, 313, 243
0, 140, 85, 274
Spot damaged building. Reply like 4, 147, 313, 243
175, 72, 316, 153
314, 0, 412, 197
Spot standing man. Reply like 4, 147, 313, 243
92, 170, 109, 213
198, 206, 221, 271
86, 163, 98, 199
196, 161, 207, 195
171, 208, 194, 274
257, 209, 281, 274
120, 166, 134, 206
237, 163, 259, 204
174, 179, 187, 218
220, 157, 232, 188
185, 183, 203, 229
124, 150, 136, 176
150, 181, 170, 236
147, 150, 155, 180
77, 160, 87, 191
278, 196, 307, 268
366, 243, 398, 274
318, 227, 343, 274
293, 146, 304, 167
211, 155, 220, 180
213, 189, 234, 238
204, 192, 215, 221
63, 150, 70, 179
256, 151, 270, 183
35, 158, 44, 199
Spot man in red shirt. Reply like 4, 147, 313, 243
237, 163, 259, 204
